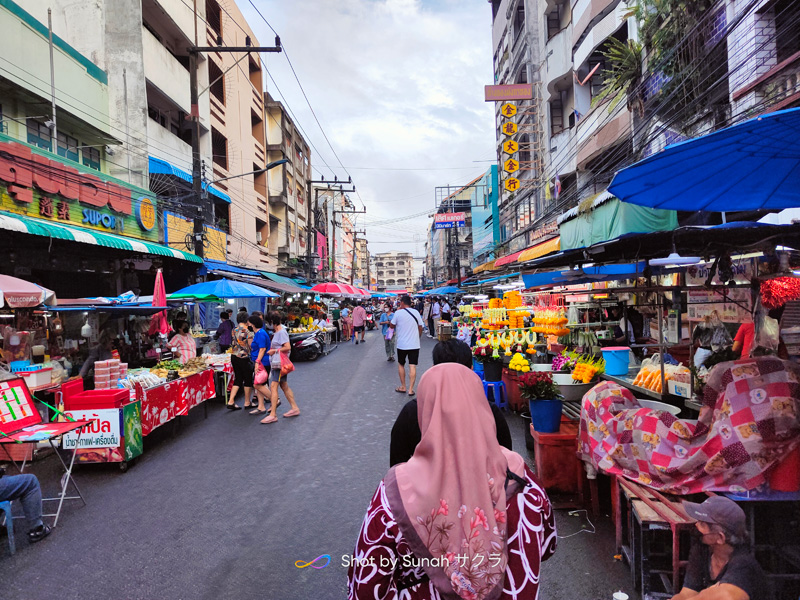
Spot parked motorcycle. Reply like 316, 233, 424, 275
365, 311, 376, 331
289, 330, 323, 361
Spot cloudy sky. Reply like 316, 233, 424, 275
240, 0, 497, 269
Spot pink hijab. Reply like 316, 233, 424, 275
385, 363, 527, 600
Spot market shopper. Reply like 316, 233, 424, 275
341, 304, 352, 341
261, 312, 300, 424
440, 298, 452, 322
168, 322, 196, 364
380, 304, 396, 361
422, 298, 432, 336
0, 472, 52, 543
348, 363, 557, 600
228, 313, 255, 410
214, 311, 233, 352
672, 496, 772, 600
352, 301, 367, 345
389, 339, 512, 466
388, 295, 424, 396
248, 314, 272, 415
430, 297, 441, 338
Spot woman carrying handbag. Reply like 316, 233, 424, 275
261, 312, 300, 424
248, 314, 272, 415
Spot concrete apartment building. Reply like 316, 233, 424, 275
266, 92, 312, 276
29, 0, 271, 267
354, 238, 369, 288
374, 251, 413, 292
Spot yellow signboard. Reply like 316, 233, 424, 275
501, 103, 517, 118
501, 121, 518, 136
165, 212, 227, 262
503, 140, 519, 154
503, 158, 519, 174
504, 177, 521, 192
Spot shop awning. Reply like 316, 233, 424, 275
473, 259, 496, 274
260, 272, 310, 294
148, 156, 232, 204
608, 107, 800, 211
522, 262, 649, 289
0, 211, 202, 263
202, 259, 262, 278
494, 251, 524, 267
518, 237, 561, 263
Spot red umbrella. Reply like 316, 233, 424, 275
310, 282, 349, 296
148, 269, 169, 336
0, 275, 56, 308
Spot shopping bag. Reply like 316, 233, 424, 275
385, 328, 394, 341
279, 351, 295, 376
254, 362, 268, 385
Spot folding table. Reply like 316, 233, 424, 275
0, 377, 90, 526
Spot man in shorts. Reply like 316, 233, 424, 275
352, 301, 367, 345
388, 295, 424, 397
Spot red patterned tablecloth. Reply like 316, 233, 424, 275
137, 370, 216, 436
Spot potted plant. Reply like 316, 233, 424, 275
518, 371, 563, 433
473, 340, 504, 382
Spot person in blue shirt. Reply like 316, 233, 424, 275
379, 304, 395, 362
248, 314, 272, 415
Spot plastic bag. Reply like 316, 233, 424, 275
754, 297, 779, 353
709, 313, 733, 351
279, 351, 295, 376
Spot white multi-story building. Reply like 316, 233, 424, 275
374, 251, 413, 292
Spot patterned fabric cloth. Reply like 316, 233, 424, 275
231, 325, 253, 359
347, 465, 556, 600
578, 357, 800, 494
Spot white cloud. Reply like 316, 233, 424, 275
241, 0, 496, 261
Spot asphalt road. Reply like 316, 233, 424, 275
1, 330, 636, 600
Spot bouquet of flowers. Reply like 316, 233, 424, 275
551, 350, 577, 372
518, 371, 562, 401
473, 340, 503, 364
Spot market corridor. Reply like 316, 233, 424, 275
2, 330, 632, 599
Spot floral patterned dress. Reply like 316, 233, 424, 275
348, 465, 557, 600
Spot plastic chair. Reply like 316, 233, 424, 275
0, 501, 15, 556
483, 380, 508, 410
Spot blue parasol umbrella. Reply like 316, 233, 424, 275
608, 107, 800, 211
168, 278, 279, 301
425, 285, 462, 296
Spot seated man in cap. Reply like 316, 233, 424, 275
672, 496, 772, 600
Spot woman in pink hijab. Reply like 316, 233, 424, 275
348, 363, 557, 600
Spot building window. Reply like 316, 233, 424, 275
206, 0, 222, 38
209, 60, 225, 105
513, 2, 525, 41
27, 120, 52, 151
57, 133, 79, 162
212, 127, 228, 170
550, 99, 564, 135
82, 146, 101, 170
775, 0, 800, 63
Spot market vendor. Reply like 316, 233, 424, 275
78, 330, 115, 379
671, 496, 771, 600
300, 311, 313, 328
732, 320, 755, 359
168, 322, 197, 364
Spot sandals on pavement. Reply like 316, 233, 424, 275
283, 409, 300, 418
249, 408, 267, 415
29, 524, 52, 543
226, 404, 242, 411
395, 387, 407, 393
260, 415, 278, 424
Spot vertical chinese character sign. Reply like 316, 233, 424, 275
502, 104, 520, 193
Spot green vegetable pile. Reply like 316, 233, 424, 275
154, 359, 183, 371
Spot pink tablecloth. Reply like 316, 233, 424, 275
137, 370, 216, 436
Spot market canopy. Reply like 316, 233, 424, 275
425, 286, 462, 296
310, 282, 351, 297
0, 275, 56, 308
608, 107, 800, 211
168, 278, 279, 301
522, 262, 649, 289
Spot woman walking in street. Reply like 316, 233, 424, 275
228, 313, 255, 410
348, 363, 557, 600
422, 298, 432, 337
261, 312, 300, 424
248, 314, 272, 415
341, 304, 352, 341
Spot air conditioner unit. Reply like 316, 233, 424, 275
256, 232, 263, 243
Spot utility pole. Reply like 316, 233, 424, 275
308, 176, 354, 282
330, 184, 361, 283
187, 36, 282, 258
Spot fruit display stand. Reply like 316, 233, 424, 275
60, 379, 143, 472
135, 369, 215, 436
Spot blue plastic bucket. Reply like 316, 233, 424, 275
529, 399, 562, 433
472, 357, 484, 376
602, 347, 630, 376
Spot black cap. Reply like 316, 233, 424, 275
683, 496, 746, 537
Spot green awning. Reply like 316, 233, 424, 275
0, 211, 202, 263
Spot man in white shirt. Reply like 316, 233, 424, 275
441, 299, 452, 322
430, 298, 441, 339
389, 295, 424, 397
